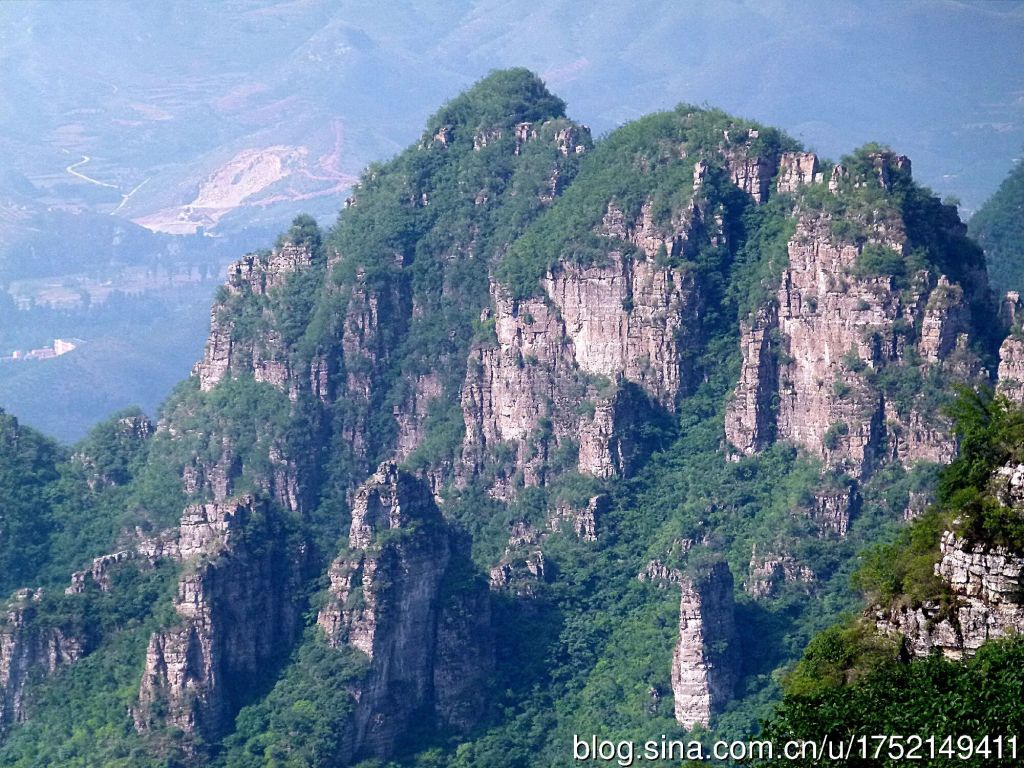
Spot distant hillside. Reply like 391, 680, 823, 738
971, 159, 1024, 298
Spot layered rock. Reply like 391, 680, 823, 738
997, 335, 1024, 405
878, 463, 1024, 658
460, 203, 700, 495
724, 304, 779, 455
134, 496, 304, 742
726, 153, 982, 487
776, 152, 822, 194
878, 530, 1024, 660
640, 558, 739, 729
394, 373, 443, 461
0, 590, 85, 732
316, 463, 493, 762
745, 545, 815, 599
722, 132, 779, 204
66, 550, 133, 594
489, 521, 547, 596
671, 563, 739, 729
549, 494, 609, 542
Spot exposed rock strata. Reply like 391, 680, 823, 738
489, 521, 547, 595
725, 157, 981, 485
746, 545, 815, 599
549, 494, 608, 542
877, 463, 1024, 659
460, 202, 700, 495
776, 152, 822, 194
639, 558, 739, 729
193, 243, 315, 394
672, 563, 739, 729
878, 530, 1024, 660
997, 335, 1024, 405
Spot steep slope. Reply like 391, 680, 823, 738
971, 159, 1024, 298
0, 71, 1008, 766
756, 392, 1024, 766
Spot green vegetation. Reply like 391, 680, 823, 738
758, 393, 1024, 765
758, 635, 1024, 767
223, 638, 367, 767
496, 106, 798, 299
970, 158, 1024, 297
0, 71, 1007, 767
0, 560, 181, 768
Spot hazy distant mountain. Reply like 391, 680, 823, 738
2, 0, 1021, 244
971, 158, 1024, 297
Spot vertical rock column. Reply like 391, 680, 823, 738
670, 562, 739, 729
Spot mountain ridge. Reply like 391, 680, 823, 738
0, 69, 1013, 766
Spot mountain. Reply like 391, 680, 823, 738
3, 0, 1022, 442
0, 70, 1013, 766
971, 159, 1024, 298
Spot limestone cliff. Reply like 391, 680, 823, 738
745, 544, 815, 599
725, 151, 989, 534
877, 529, 1024, 660
998, 339, 1024, 404
193, 243, 316, 396
727, 215, 968, 475
460, 202, 700, 496
316, 463, 493, 762
134, 496, 304, 742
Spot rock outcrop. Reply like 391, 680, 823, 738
722, 133, 779, 204
745, 545, 815, 599
877, 463, 1024, 659
134, 496, 304, 742
193, 243, 316, 395
0, 590, 85, 732
640, 558, 739, 729
878, 530, 1024, 660
489, 521, 547, 596
997, 335, 1024, 405
316, 463, 493, 762
670, 562, 739, 729
725, 156, 990, 535
549, 494, 609, 542
776, 152, 822, 194
726, 153, 982, 483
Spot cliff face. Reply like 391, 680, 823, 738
316, 463, 492, 762
0, 591, 85, 733
877, 463, 1024, 659
1, 74, 1009, 765
194, 243, 315, 396
878, 529, 1024, 660
460, 201, 700, 496
727, 216, 967, 474
134, 496, 304, 742
725, 150, 988, 535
